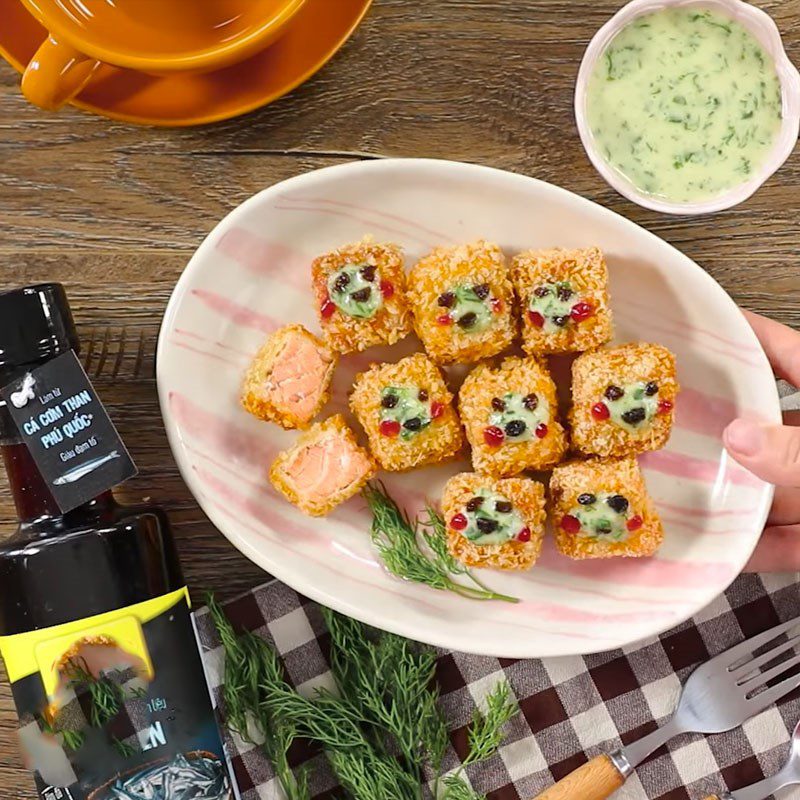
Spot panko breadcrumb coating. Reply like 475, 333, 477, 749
269, 415, 376, 516
549, 457, 663, 559
511, 246, 613, 355
241, 324, 336, 430
407, 240, 516, 364
350, 353, 463, 472
312, 237, 413, 354
570, 342, 679, 457
442, 472, 546, 570
459, 356, 567, 477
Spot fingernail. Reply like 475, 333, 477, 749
725, 419, 764, 456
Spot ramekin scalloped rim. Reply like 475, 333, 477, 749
575, 0, 800, 216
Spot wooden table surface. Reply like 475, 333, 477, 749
1, 1, 799, 796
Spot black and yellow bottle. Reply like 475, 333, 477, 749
0, 285, 230, 800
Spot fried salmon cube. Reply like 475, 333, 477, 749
269, 415, 376, 516
350, 353, 463, 472
242, 324, 337, 430
408, 240, 516, 365
312, 237, 413, 354
459, 356, 567, 477
550, 457, 663, 559
511, 246, 613, 355
570, 342, 679, 457
442, 472, 546, 570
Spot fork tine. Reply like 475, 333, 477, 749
746, 669, 800, 710
733, 634, 800, 680
740, 652, 800, 691
715, 618, 800, 668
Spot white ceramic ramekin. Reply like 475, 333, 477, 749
575, 0, 800, 215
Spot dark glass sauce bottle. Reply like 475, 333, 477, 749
0, 285, 229, 800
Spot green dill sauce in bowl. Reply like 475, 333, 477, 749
576, 0, 800, 213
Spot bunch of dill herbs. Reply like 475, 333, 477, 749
208, 596, 519, 800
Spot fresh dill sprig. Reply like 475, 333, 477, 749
111, 737, 137, 759
60, 729, 85, 752
363, 483, 518, 603
441, 774, 487, 800
207, 594, 310, 800
463, 681, 518, 766
63, 657, 124, 728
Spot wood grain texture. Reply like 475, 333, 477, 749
0, 1, 799, 796
532, 754, 625, 800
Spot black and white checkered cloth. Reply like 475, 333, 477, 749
194, 572, 800, 800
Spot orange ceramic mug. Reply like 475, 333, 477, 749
19, 0, 307, 110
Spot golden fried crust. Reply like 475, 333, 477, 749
312, 237, 413, 354
349, 353, 463, 472
511, 246, 613, 355
241, 324, 337, 430
549, 457, 663, 559
407, 240, 516, 365
269, 415, 377, 517
459, 356, 567, 477
570, 342, 679, 457
442, 473, 546, 570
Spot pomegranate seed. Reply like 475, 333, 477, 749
380, 280, 394, 299
627, 515, 643, 531
535, 422, 548, 439
379, 419, 401, 437
517, 527, 531, 542
430, 401, 444, 419
483, 425, 505, 447
561, 514, 581, 534
491, 297, 504, 313
591, 402, 610, 420
450, 513, 468, 531
570, 301, 594, 323
321, 298, 335, 319
658, 399, 673, 415
436, 313, 453, 326
527, 310, 545, 328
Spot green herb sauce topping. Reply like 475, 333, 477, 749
380, 386, 433, 440
441, 284, 494, 332
586, 7, 783, 202
488, 392, 549, 442
528, 282, 578, 332
572, 492, 631, 541
461, 489, 525, 546
605, 381, 659, 433
328, 263, 383, 318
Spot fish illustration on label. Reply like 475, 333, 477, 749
53, 451, 120, 485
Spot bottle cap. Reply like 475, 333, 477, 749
0, 284, 79, 379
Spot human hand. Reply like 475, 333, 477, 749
723, 310, 800, 572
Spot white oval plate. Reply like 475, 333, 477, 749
157, 158, 779, 658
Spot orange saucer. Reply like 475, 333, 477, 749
0, 0, 373, 126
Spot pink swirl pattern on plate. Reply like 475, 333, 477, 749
156, 159, 780, 658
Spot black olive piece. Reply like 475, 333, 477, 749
645, 381, 659, 396
457, 312, 478, 329
556, 285, 573, 302
534, 285, 551, 297
403, 417, 423, 431
522, 393, 538, 411
360, 265, 377, 282
505, 419, 527, 438
476, 517, 499, 534
417, 389, 429, 402
605, 385, 624, 401
333, 272, 351, 293
473, 283, 490, 300
606, 494, 629, 514
621, 407, 647, 425
577, 493, 596, 505
552, 315, 569, 327
381, 393, 398, 409
351, 287, 371, 303
466, 496, 484, 512
437, 291, 456, 308
495, 500, 513, 513
491, 397, 506, 412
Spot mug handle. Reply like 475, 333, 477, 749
21, 34, 101, 111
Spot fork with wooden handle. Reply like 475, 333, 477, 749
533, 617, 800, 800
